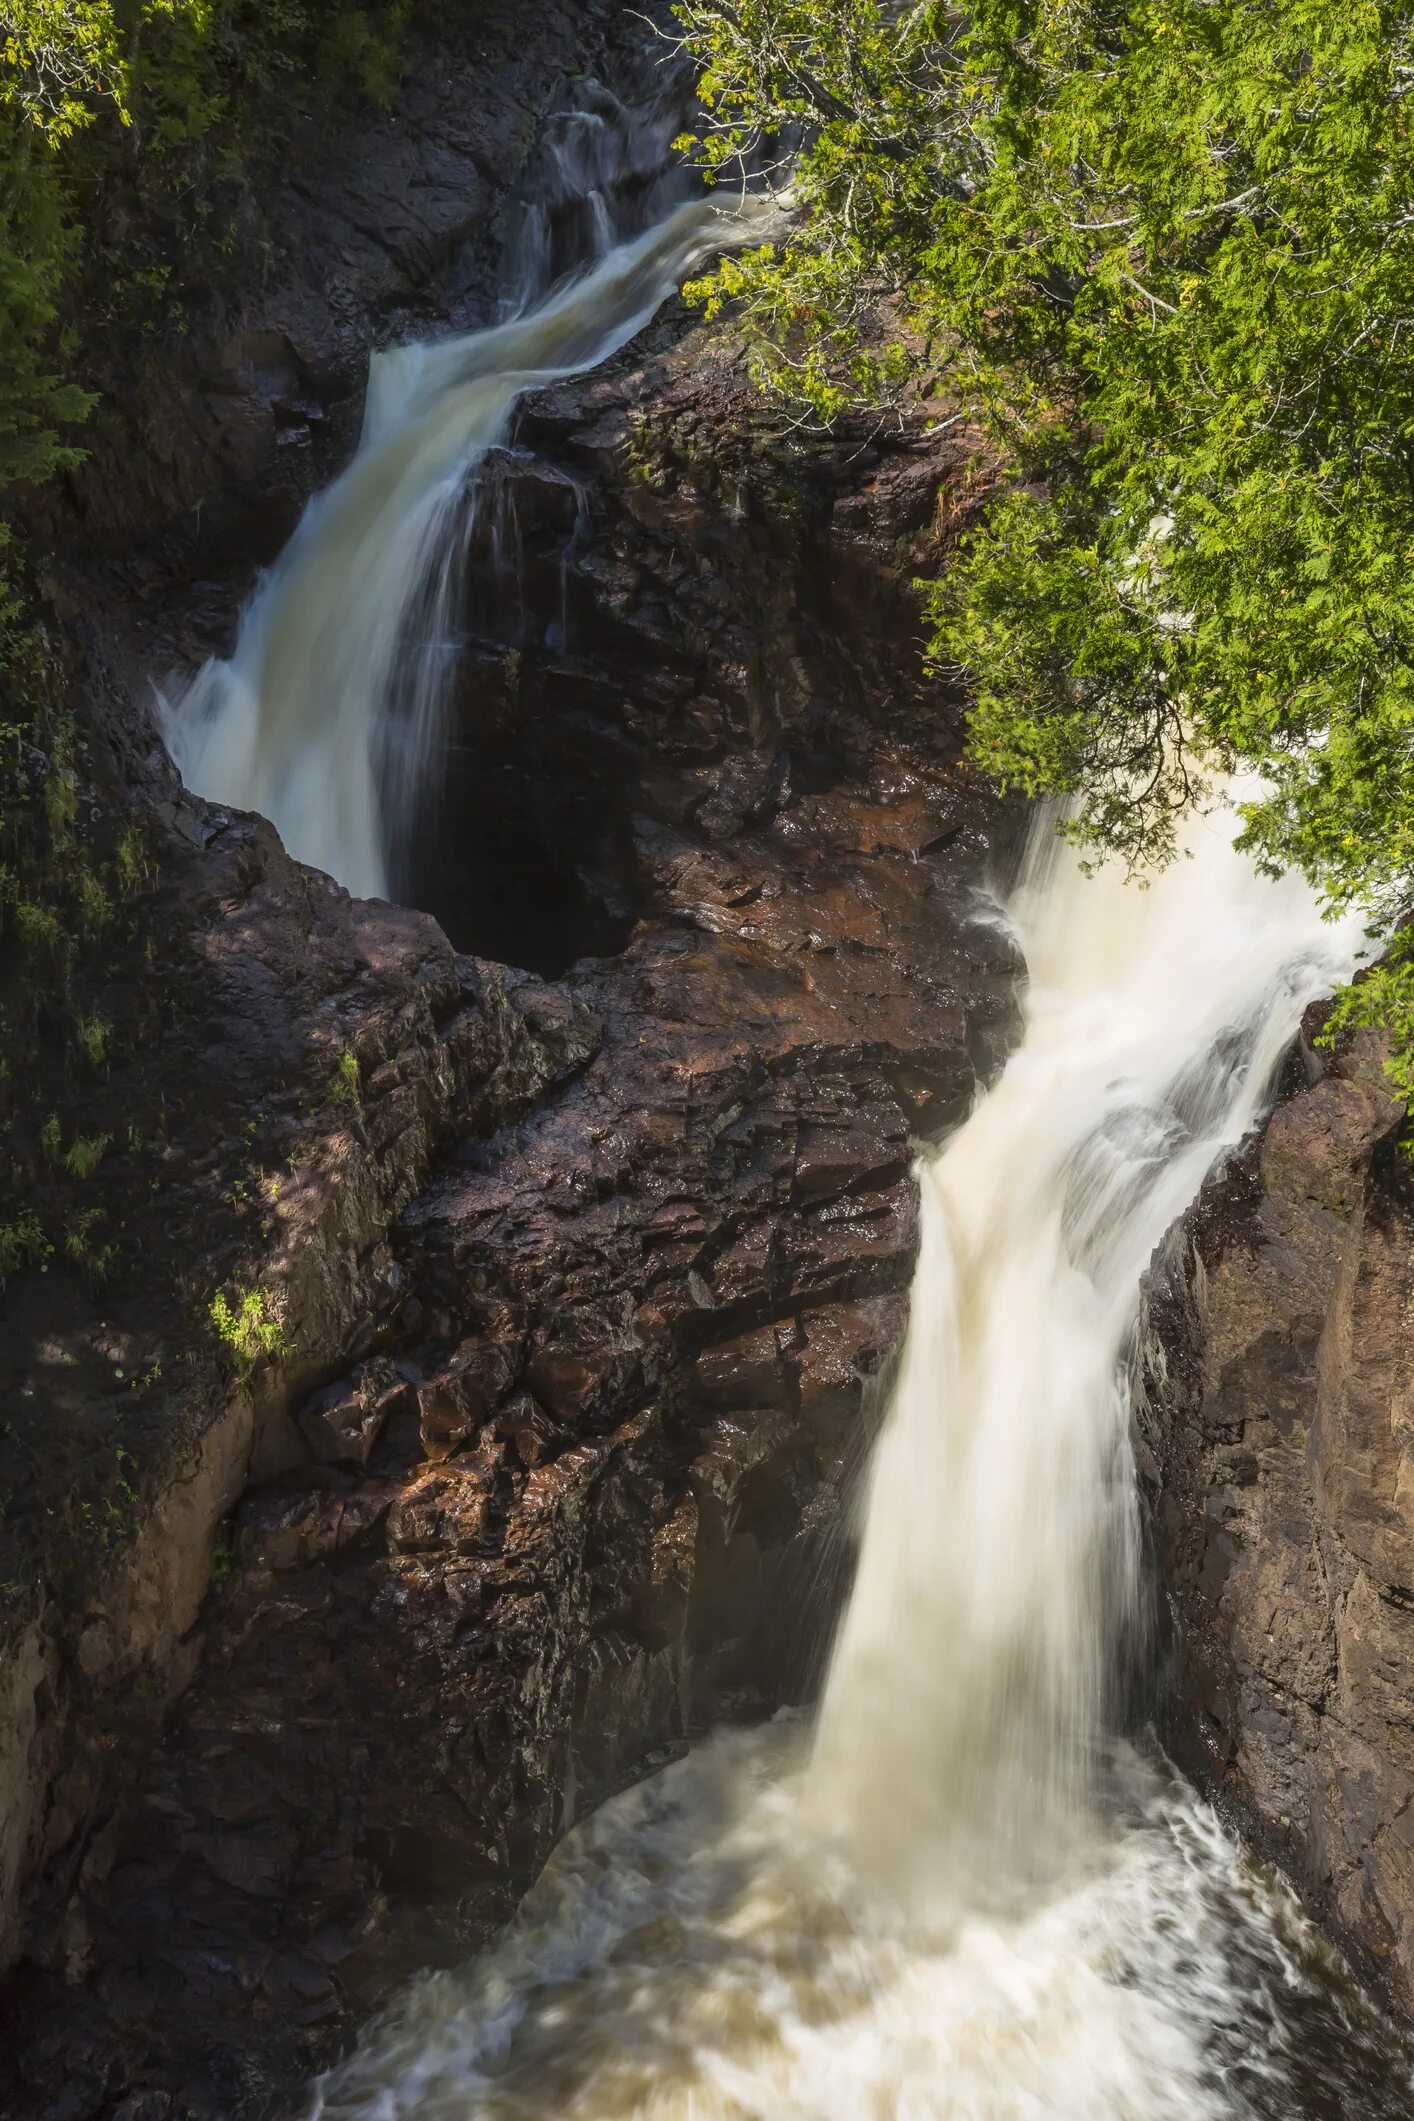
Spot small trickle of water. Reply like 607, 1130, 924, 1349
304, 804, 1414, 2119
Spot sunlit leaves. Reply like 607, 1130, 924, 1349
1, 1, 127, 142
675, 0, 1414, 1038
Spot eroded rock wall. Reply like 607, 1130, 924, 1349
0, 27, 1022, 2111
0, 809, 600, 2004
1140, 1009, 1414, 2010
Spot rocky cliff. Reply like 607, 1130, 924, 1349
0, 11, 1020, 2115
1140, 1008, 1414, 2012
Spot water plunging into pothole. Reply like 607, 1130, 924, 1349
160, 82, 759, 972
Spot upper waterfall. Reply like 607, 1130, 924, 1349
161, 198, 746, 904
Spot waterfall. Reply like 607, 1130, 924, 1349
500, 82, 694, 317
128, 25, 1414, 2103
161, 198, 743, 901
304, 803, 1414, 2120
803, 798, 1357, 1905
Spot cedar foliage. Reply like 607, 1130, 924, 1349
674, 0, 1414, 1060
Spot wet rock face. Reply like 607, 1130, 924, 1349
1139, 1007, 1414, 2009
0, 809, 599, 2018
1, 16, 1023, 2115
1, 167, 1023, 2121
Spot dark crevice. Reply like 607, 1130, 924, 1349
393, 744, 639, 978
382, 446, 647, 976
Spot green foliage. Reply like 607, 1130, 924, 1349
1321, 942, 1414, 1108
62, 1201, 114, 1280
0, 548, 130, 961
330, 1046, 362, 1110
114, 825, 150, 895
0, 1207, 50, 1282
62, 1128, 107, 1176
73, 1010, 108, 1064
0, 143, 94, 485
209, 1284, 288, 1378
1, 3, 126, 143
676, 0, 1414, 1077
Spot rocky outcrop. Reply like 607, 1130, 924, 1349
0, 804, 600, 1999
1139, 1008, 1414, 2009
0, 20, 1021, 2111
2, 349, 1017, 2112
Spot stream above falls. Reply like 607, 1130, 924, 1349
160, 195, 755, 914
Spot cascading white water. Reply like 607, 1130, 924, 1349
804, 799, 1357, 1906
501, 82, 694, 318
304, 800, 1414, 2120
161, 197, 747, 901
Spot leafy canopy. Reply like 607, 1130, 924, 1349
675, 0, 1414, 1039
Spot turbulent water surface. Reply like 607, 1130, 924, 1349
304, 808, 1414, 2119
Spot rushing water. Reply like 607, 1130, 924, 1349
162, 191, 751, 902
306, 804, 1414, 2119
155, 79, 1414, 2111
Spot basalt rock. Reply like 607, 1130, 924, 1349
1139, 1007, 1414, 2011
1, 377, 1019, 2106
0, 21, 1024, 2121
0, 803, 599, 1995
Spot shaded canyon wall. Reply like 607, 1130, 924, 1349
1140, 1009, 1414, 2012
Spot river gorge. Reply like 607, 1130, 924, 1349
4, 9, 1414, 2118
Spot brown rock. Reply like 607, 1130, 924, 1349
416, 1337, 520, 1461
298, 1358, 412, 1468
385, 1452, 506, 1557
235, 1481, 392, 1574
1141, 1024, 1414, 2006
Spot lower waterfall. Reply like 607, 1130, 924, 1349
803, 795, 1351, 1906
304, 804, 1414, 2119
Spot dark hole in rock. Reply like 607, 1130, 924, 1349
392, 743, 639, 979
385, 451, 642, 978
